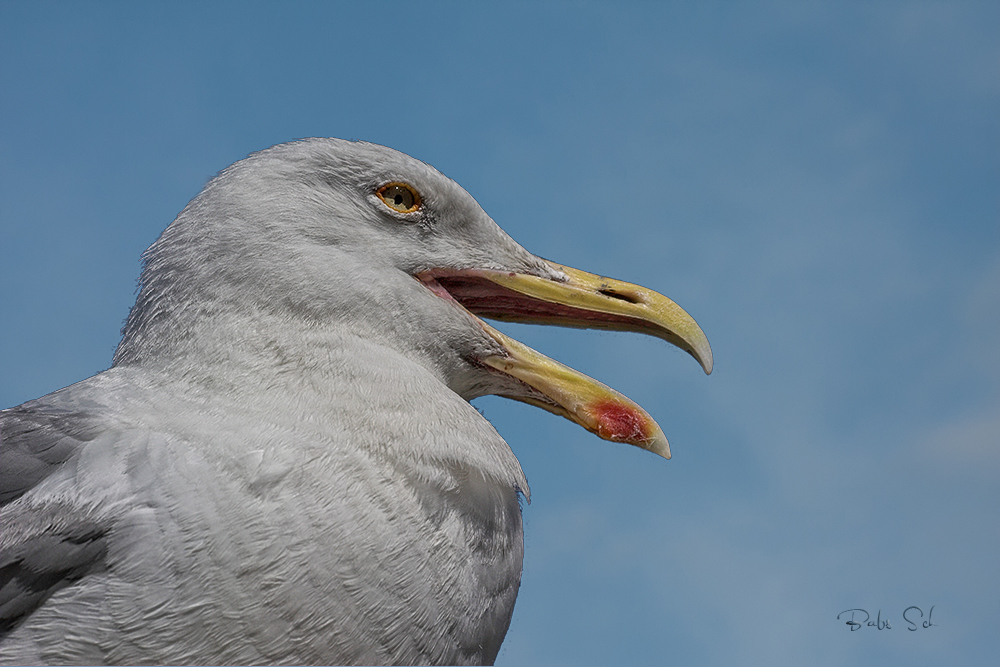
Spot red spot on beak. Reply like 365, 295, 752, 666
592, 400, 648, 442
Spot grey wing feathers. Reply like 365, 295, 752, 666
0, 401, 110, 636
0, 402, 104, 504
0, 503, 109, 635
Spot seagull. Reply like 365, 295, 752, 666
0, 139, 712, 665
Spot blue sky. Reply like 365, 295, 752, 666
1, 2, 997, 665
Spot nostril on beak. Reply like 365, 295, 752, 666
597, 288, 641, 304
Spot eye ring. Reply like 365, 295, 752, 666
376, 182, 421, 214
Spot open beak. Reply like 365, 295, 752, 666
415, 260, 712, 459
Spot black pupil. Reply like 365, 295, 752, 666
393, 193, 404, 205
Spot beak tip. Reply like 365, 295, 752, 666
695, 343, 714, 375
646, 429, 671, 460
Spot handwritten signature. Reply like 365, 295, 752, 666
837, 606, 936, 632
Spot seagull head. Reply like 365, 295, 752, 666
114, 138, 711, 459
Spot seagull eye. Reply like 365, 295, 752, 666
377, 182, 421, 214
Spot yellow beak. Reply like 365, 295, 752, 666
417, 260, 712, 459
